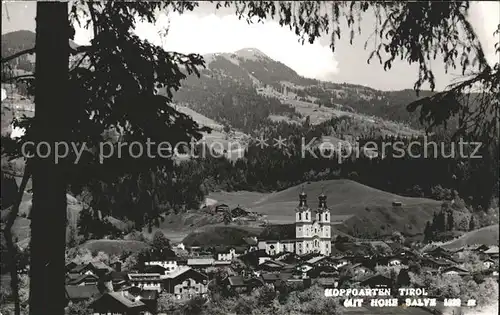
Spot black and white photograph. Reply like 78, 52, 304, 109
1, 1, 499, 314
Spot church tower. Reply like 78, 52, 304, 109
295, 187, 312, 256
315, 192, 331, 256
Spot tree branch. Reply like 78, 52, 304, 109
1, 45, 91, 64
3, 162, 32, 315
1, 48, 35, 64
2, 74, 35, 82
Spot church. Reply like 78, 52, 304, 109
258, 189, 332, 256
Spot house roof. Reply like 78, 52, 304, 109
259, 259, 287, 268
66, 273, 82, 281
163, 266, 191, 279
261, 272, 292, 282
70, 264, 89, 273
66, 262, 77, 269
144, 265, 169, 273
345, 263, 364, 270
228, 276, 246, 287
306, 255, 326, 265
139, 290, 159, 300
107, 292, 146, 309
422, 257, 453, 266
65, 285, 100, 300
89, 261, 113, 271
187, 258, 215, 266
109, 271, 129, 281
359, 273, 392, 284
442, 266, 469, 273
128, 273, 162, 281
67, 273, 98, 285
484, 246, 499, 254
213, 246, 247, 254
317, 278, 337, 286
472, 244, 490, 251
427, 246, 449, 253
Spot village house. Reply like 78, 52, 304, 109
425, 246, 453, 260
224, 276, 247, 293
305, 255, 327, 266
144, 258, 178, 272
482, 258, 496, 270
143, 264, 170, 275
109, 271, 129, 291
125, 287, 159, 314
231, 205, 249, 217
472, 244, 490, 253
441, 266, 470, 277
66, 261, 78, 273
90, 291, 149, 315
317, 277, 338, 288
128, 273, 163, 292
358, 273, 393, 288
420, 257, 454, 270
236, 249, 271, 269
345, 263, 372, 277
66, 273, 99, 286
68, 261, 114, 278
162, 266, 209, 300
296, 262, 314, 275
214, 246, 246, 261
331, 256, 351, 269
260, 272, 293, 287
257, 259, 288, 272
307, 265, 338, 279
214, 260, 232, 268
223, 275, 264, 294
64, 284, 100, 305
187, 257, 215, 271
111, 261, 123, 272
484, 246, 499, 259
274, 252, 302, 265
242, 237, 259, 252
215, 203, 230, 213
379, 256, 407, 267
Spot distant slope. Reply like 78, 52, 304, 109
0, 192, 131, 250
80, 239, 149, 256
174, 47, 431, 132
210, 179, 442, 238
174, 105, 250, 160
182, 225, 262, 247
441, 224, 499, 249
1, 30, 78, 74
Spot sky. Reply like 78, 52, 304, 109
2, 1, 499, 91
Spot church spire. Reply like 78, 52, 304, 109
318, 184, 327, 209
299, 185, 307, 207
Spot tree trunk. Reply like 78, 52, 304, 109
29, 3, 69, 315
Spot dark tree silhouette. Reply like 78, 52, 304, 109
152, 230, 171, 252
24, 3, 71, 315
469, 216, 476, 231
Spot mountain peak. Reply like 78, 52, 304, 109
234, 48, 269, 61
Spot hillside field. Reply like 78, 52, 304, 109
182, 225, 263, 247
208, 179, 442, 238
441, 224, 499, 249
80, 239, 149, 256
